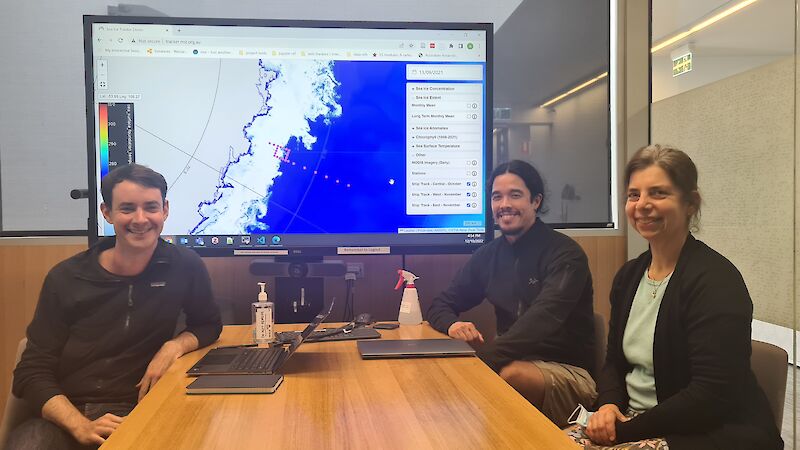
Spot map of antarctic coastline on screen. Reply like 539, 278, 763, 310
91, 23, 488, 246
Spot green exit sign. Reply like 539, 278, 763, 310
672, 52, 693, 77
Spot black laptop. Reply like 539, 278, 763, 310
187, 300, 334, 376
357, 339, 476, 359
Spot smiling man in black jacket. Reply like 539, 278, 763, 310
427, 160, 596, 428
8, 164, 222, 449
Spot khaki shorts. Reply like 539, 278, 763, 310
531, 360, 597, 428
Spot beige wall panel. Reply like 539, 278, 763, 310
652, 57, 794, 328
0, 243, 87, 419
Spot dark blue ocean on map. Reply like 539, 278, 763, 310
253, 61, 483, 234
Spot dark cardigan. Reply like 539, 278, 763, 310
596, 235, 782, 450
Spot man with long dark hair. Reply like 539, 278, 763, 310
428, 159, 596, 428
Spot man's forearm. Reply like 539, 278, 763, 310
42, 393, 125, 445
41, 394, 90, 437
137, 331, 201, 401
167, 331, 200, 356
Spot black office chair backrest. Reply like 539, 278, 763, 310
0, 338, 34, 448
750, 340, 788, 429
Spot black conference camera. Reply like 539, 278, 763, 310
288, 261, 309, 278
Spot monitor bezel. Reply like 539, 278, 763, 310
83, 15, 494, 256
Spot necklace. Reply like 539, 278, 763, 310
648, 278, 666, 299
646, 271, 672, 299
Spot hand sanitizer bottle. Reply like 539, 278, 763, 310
252, 282, 274, 345
395, 269, 422, 325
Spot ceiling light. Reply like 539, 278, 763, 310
539, 72, 608, 108
651, 0, 759, 53
537, 0, 757, 109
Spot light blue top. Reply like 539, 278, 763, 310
622, 269, 673, 412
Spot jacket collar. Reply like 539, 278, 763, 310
76, 237, 173, 281
615, 234, 699, 338
636, 233, 698, 276
506, 219, 551, 255
623, 234, 699, 310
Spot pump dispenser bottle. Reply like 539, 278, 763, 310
395, 269, 422, 325
252, 282, 275, 345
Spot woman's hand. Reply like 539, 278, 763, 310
586, 403, 627, 445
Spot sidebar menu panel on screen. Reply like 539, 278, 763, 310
406, 64, 484, 216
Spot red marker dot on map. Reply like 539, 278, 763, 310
266, 141, 351, 188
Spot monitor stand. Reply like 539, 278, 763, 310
249, 257, 346, 323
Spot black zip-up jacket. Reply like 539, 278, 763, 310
13, 237, 222, 412
427, 220, 595, 373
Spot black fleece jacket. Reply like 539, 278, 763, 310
13, 237, 222, 412
427, 220, 595, 372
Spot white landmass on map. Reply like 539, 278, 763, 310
191, 59, 341, 234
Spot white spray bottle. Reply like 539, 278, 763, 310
252, 282, 275, 346
395, 269, 422, 325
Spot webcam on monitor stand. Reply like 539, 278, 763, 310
250, 258, 346, 324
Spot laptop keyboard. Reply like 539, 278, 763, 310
231, 348, 283, 372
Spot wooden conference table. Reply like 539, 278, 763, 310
101, 323, 578, 449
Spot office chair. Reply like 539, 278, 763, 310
0, 338, 33, 448
750, 340, 788, 429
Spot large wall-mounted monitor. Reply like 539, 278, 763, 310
84, 16, 492, 257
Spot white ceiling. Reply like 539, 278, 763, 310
136, 0, 522, 27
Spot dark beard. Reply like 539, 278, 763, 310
499, 224, 525, 238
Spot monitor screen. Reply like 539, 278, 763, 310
84, 16, 492, 256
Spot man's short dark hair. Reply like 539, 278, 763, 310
101, 164, 168, 209
489, 160, 547, 213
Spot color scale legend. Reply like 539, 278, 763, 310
99, 103, 109, 178
97, 102, 136, 179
